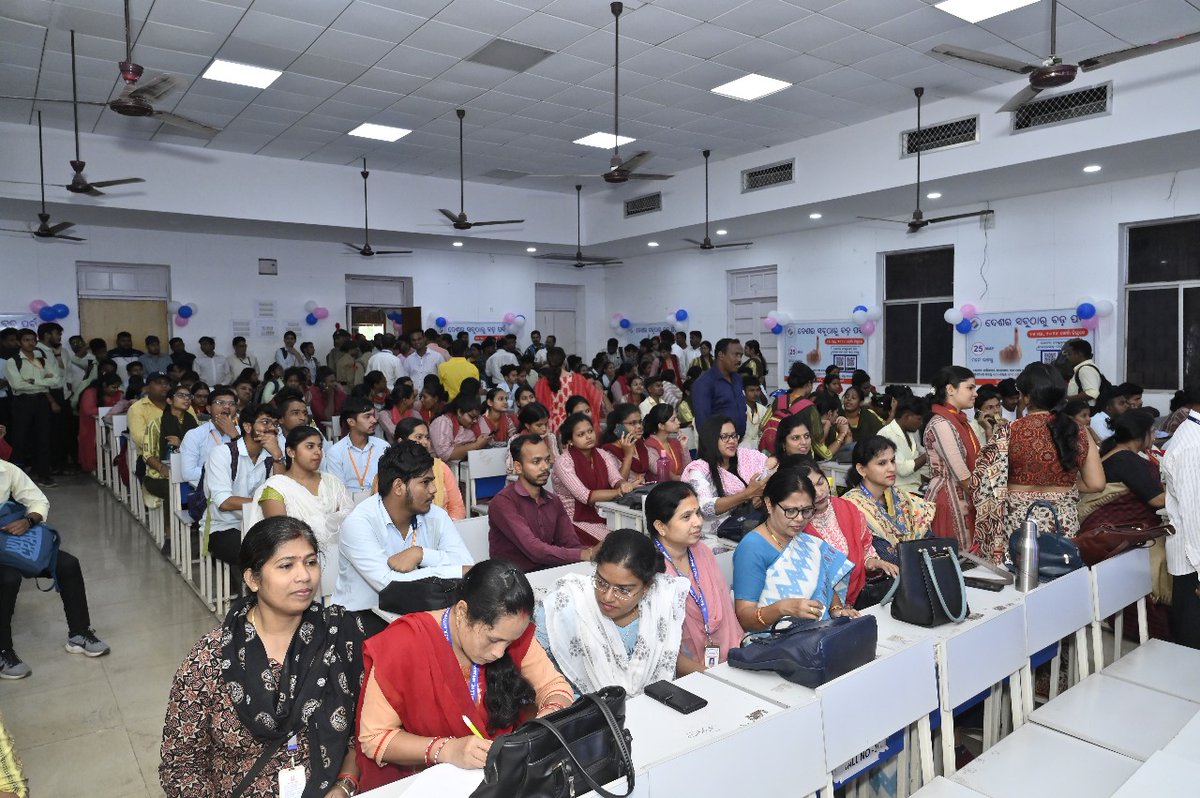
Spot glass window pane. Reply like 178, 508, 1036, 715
885, 303, 919, 384
1128, 220, 1200, 284
919, 301, 954, 384
1184, 288, 1200, 387
885, 248, 954, 300
1126, 288, 1177, 389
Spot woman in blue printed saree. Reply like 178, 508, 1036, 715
732, 468, 859, 633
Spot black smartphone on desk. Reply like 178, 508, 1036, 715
643, 680, 708, 714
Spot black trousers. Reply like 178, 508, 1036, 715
10, 393, 51, 480
0, 549, 91, 652
209, 527, 245, 593
1171, 572, 1200, 650
49, 388, 72, 470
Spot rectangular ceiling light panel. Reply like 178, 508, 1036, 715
202, 59, 282, 89
934, 0, 1039, 24
574, 132, 635, 148
710, 73, 792, 101
348, 123, 411, 142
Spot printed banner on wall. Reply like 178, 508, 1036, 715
0, 313, 39, 332
782, 322, 869, 380
442, 321, 511, 340
965, 309, 1094, 381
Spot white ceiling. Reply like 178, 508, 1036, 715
4, 0, 1199, 192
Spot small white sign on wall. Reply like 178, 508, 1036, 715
255, 300, 277, 318
254, 319, 278, 339
231, 319, 251, 338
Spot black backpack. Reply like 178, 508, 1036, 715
186, 441, 273, 522
1079, 363, 1114, 412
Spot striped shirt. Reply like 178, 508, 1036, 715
1161, 410, 1200, 577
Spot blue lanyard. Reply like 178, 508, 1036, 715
441, 609, 480, 704
653, 539, 711, 642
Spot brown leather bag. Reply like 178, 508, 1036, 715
1074, 522, 1175, 567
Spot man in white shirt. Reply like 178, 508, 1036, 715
485, 334, 519, 388
274, 331, 301, 369
366, 336, 405, 389
228, 336, 259, 381
1062, 338, 1104, 404
65, 335, 97, 410
323, 397, 388, 499
404, 330, 444, 390
878, 398, 929, 494
1161, 393, 1200, 649
672, 330, 690, 374
685, 330, 703, 375
333, 440, 473, 636
179, 387, 239, 485
192, 336, 230, 387
533, 335, 556, 365
299, 341, 321, 383
996, 378, 1020, 423
1089, 389, 1130, 442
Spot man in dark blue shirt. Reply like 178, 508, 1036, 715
691, 338, 747, 436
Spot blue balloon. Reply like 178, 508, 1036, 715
771, 323, 784, 335
853, 304, 869, 313
675, 309, 688, 322
53, 303, 69, 319
38, 306, 56, 321
955, 318, 973, 334
178, 305, 194, 319
619, 318, 631, 329
1077, 302, 1096, 320
305, 313, 318, 325
435, 316, 447, 328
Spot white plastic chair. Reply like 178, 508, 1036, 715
466, 447, 510, 515
455, 516, 491, 563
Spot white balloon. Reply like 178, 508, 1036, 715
866, 306, 882, 321
167, 301, 181, 313
1076, 295, 1093, 307
1095, 299, 1114, 318
944, 308, 963, 325
851, 309, 868, 324
185, 302, 198, 314
304, 300, 318, 313
767, 309, 780, 321
775, 311, 792, 324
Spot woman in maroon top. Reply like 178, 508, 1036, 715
601, 403, 650, 480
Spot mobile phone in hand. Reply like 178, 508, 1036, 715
643, 680, 708, 714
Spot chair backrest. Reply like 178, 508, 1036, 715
168, 452, 184, 485
111, 414, 128, 437
467, 447, 510, 503
97, 406, 112, 418
455, 516, 491, 563
1025, 565, 1093, 656
1092, 546, 1152, 621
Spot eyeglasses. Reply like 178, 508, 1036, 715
592, 573, 638, 601
718, 432, 740, 442
775, 503, 817, 520
172, 393, 192, 401
212, 400, 236, 408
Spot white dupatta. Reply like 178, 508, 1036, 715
245, 472, 353, 550
542, 572, 690, 696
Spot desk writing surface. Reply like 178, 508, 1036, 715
597, 500, 646, 534
525, 560, 592, 601
911, 776, 988, 797
1029, 673, 1199, 761
1110, 749, 1200, 796
1162, 711, 1200, 764
702, 661, 819, 709
1102, 638, 1200, 703
952, 723, 1139, 798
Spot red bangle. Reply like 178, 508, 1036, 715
432, 737, 452, 764
424, 737, 439, 766
540, 702, 566, 714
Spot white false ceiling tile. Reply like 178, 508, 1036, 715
618, 46, 703, 80
628, 79, 705, 106
545, 83, 611, 111
435, 0, 534, 35
1091, 0, 1200, 45
796, 117, 844, 136
1015, 22, 1126, 61
502, 12, 595, 50
756, 83, 831, 113
526, 52, 611, 84
171, 93, 250, 117
148, 0, 243, 31
560, 107, 609, 130
5, 0, 53, 27
254, 88, 325, 113
613, 94, 663, 121
290, 53, 367, 84
977, 3, 1082, 42
712, 102, 806, 131
899, 65, 1002, 98
39, 49, 112, 80
291, 114, 351, 134
822, 0, 928, 31
634, 106, 707, 129
330, 2, 424, 41
215, 38, 302, 71
366, 0, 457, 17
36, 71, 112, 101
0, 17, 45, 48
410, 79, 485, 104
670, 59, 748, 91
712, 38, 803, 73
136, 22, 229, 57
150, 132, 212, 149
674, 89, 737, 115
365, 108, 430, 131
251, 0, 350, 27
661, 23, 753, 60
653, 0, 746, 23
256, 139, 326, 159
540, 0, 620, 27
466, 90, 538, 114
868, 7, 966, 46
397, 129, 453, 150
271, 71, 345, 99
622, 5, 703, 45
469, 125, 525, 145
353, 68, 426, 95
841, 80, 925, 113
580, 65, 657, 93
306, 30, 396, 68
375, 45, 459, 79
801, 66, 878, 95
517, 101, 583, 122
438, 60, 520, 90
384, 93, 457, 120
331, 85, 405, 111
3, 42, 45, 70
231, 11, 326, 52
713, 0, 812, 38
403, 21, 494, 59
313, 97, 379, 121
811, 96, 875, 125
490, 113, 550, 135
808, 32, 895, 66
495, 72, 571, 100
562, 29, 651, 63
238, 103, 306, 125
853, 45, 940, 80
222, 117, 290, 136
42, 27, 120, 60
46, 3, 130, 42
305, 143, 373, 165
762, 13, 859, 51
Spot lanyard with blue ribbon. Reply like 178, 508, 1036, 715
653, 539, 711, 643
441, 608, 480, 704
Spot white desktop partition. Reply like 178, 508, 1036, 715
1090, 548, 1152, 672
1021, 567, 1094, 713
1102, 638, 1200, 703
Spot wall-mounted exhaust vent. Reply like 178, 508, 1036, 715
1012, 83, 1111, 132
901, 115, 979, 157
624, 192, 662, 217
741, 159, 793, 193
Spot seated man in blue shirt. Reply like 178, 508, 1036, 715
333, 440, 473, 637
179, 387, 240, 485
323, 397, 387, 500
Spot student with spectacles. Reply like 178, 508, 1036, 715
680, 415, 770, 536
732, 468, 859, 634
533, 529, 689, 697
179, 388, 240, 486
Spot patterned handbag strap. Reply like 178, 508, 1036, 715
920, 548, 969, 623
526, 691, 635, 798
1024, 499, 1063, 536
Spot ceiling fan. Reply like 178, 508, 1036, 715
858, 87, 994, 234
0, 1, 219, 136
438, 108, 524, 230
0, 112, 85, 242
67, 31, 143, 196
932, 0, 1200, 113
533, 185, 622, 269
684, 150, 752, 250
345, 158, 411, 257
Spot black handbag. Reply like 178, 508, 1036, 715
715, 501, 767, 543
728, 614, 878, 687
1007, 500, 1084, 581
471, 686, 635, 798
377, 576, 462, 615
890, 538, 970, 627
853, 573, 896, 610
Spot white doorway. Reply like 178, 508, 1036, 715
534, 284, 581, 357
727, 266, 779, 389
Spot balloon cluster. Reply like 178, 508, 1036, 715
848, 304, 881, 337
303, 300, 330, 326
167, 301, 198, 328
386, 311, 404, 332
763, 309, 794, 336
1075, 296, 1113, 331
610, 313, 632, 330
944, 303, 979, 335
501, 312, 527, 335
29, 299, 70, 322
428, 313, 448, 330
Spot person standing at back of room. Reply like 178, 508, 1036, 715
690, 338, 747, 438
274, 330, 301, 370
437, 339, 479, 401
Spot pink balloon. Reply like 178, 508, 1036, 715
503, 312, 516, 324
859, 320, 876, 336
1081, 316, 1100, 330
29, 300, 46, 312
175, 314, 189, 327
314, 307, 329, 320
960, 303, 977, 320
763, 316, 777, 330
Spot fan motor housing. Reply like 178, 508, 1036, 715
108, 95, 155, 117
1030, 62, 1078, 89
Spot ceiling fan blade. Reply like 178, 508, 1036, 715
152, 111, 219, 137
1078, 30, 1200, 71
857, 216, 910, 224
88, 177, 144, 189
438, 208, 461, 223
930, 45, 1038, 74
464, 219, 524, 226
710, 241, 754, 248
615, 151, 653, 173
54, 233, 86, 241
46, 221, 76, 235
128, 74, 178, 103
84, 185, 105, 197
0, 95, 105, 106
683, 238, 705, 246
626, 173, 673, 181
373, 249, 413, 255
925, 210, 994, 225
998, 84, 1043, 113
534, 252, 620, 264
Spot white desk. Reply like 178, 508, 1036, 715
702, 661, 819, 709
1029, 673, 1199, 761
951, 723, 1140, 798
597, 499, 647, 535
1090, 548, 1152, 671
1110, 749, 1200, 796
1162, 711, 1200, 765
911, 776, 988, 797
1101, 638, 1200, 703
525, 561, 592, 601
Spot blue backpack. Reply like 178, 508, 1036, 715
0, 500, 61, 592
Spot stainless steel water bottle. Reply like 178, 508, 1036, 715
1015, 517, 1040, 592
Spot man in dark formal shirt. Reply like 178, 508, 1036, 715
488, 434, 592, 572
690, 337, 747, 437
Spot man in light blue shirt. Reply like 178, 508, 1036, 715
138, 335, 172, 375
323, 397, 388, 499
179, 387, 239, 485
333, 440, 473, 636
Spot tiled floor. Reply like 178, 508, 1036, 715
2, 477, 220, 798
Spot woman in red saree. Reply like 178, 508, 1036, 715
77, 374, 123, 473
552, 413, 638, 544
535, 347, 602, 432
355, 560, 572, 790
923, 366, 983, 549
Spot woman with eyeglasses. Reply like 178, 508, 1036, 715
600, 403, 651, 480
190, 382, 210, 422
732, 468, 859, 633
680, 415, 770, 536
534, 529, 690, 696
552, 412, 639, 545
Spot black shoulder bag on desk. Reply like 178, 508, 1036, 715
889, 538, 970, 627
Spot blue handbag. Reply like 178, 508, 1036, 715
0, 500, 61, 591
1007, 500, 1083, 582
728, 614, 878, 687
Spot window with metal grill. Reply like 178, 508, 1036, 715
902, 116, 978, 156
883, 247, 955, 385
624, 192, 661, 217
1125, 218, 1200, 388
1013, 84, 1110, 131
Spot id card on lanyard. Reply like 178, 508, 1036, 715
653, 539, 720, 668
277, 734, 304, 798
347, 445, 374, 491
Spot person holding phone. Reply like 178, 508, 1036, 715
552, 413, 641, 545
680, 415, 770, 537
600, 404, 650, 480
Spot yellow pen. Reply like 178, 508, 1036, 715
462, 715, 485, 739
